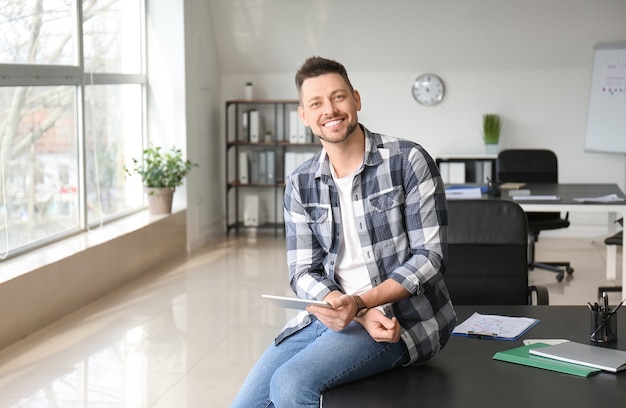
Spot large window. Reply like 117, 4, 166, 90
0, 0, 146, 258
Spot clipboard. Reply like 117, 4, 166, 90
452, 312, 540, 340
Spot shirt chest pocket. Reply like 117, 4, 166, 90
304, 204, 333, 250
368, 187, 405, 212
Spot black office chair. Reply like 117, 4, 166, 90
445, 199, 549, 305
496, 149, 574, 282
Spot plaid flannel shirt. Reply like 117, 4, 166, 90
279, 126, 456, 365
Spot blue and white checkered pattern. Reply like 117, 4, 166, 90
277, 126, 457, 365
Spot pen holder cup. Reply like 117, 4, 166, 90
590, 309, 618, 343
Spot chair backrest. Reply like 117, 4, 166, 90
445, 199, 530, 305
496, 149, 559, 183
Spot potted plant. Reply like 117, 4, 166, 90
127, 145, 198, 214
482, 113, 501, 154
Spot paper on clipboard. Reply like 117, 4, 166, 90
452, 312, 539, 340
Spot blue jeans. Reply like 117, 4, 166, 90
231, 319, 410, 408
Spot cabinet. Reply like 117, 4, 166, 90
225, 100, 320, 235
435, 155, 496, 184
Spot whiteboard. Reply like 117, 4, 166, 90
584, 44, 626, 154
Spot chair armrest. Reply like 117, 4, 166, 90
528, 285, 549, 305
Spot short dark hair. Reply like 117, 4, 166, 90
295, 56, 354, 98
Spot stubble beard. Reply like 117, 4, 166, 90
314, 120, 358, 144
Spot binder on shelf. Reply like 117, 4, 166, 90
249, 150, 259, 184
239, 151, 249, 184
289, 110, 299, 144
241, 110, 250, 141
482, 160, 493, 183
266, 150, 276, 184
297, 152, 315, 168
243, 195, 264, 227
305, 127, 314, 144
284, 152, 298, 180
473, 161, 484, 184
249, 110, 261, 142
493, 343, 601, 377
258, 150, 267, 184
448, 162, 466, 184
297, 119, 307, 143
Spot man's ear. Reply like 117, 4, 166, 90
298, 105, 309, 127
353, 90, 362, 111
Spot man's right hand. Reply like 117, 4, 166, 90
357, 309, 402, 343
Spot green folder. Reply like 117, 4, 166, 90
493, 343, 601, 377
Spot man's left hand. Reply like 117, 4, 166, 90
307, 294, 357, 331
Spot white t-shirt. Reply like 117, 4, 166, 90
331, 167, 372, 296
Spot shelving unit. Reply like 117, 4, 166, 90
435, 155, 497, 184
225, 99, 320, 235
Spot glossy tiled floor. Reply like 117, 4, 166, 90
0, 226, 622, 407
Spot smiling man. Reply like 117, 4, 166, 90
232, 56, 456, 408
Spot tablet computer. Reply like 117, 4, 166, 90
262, 294, 332, 310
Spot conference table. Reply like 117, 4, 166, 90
467, 183, 626, 297
322, 305, 626, 408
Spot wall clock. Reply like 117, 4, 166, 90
412, 74, 445, 106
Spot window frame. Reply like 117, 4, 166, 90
0, 0, 148, 260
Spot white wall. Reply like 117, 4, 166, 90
209, 2, 626, 227
177, 1, 626, 234
220, 68, 625, 180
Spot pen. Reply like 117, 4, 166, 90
610, 297, 626, 315
590, 297, 625, 339
467, 330, 498, 339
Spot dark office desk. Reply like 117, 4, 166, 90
322, 305, 626, 408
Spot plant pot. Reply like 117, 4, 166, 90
144, 187, 175, 214
484, 144, 499, 155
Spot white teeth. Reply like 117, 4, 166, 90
324, 120, 341, 127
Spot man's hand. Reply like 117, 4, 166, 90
358, 308, 402, 343
306, 294, 357, 331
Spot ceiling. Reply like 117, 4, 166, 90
207, 0, 626, 75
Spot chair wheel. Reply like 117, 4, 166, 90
556, 272, 564, 282
566, 267, 574, 275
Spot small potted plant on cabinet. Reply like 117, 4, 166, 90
482, 113, 501, 154
127, 145, 198, 214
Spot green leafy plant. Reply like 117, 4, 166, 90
127, 145, 198, 189
482, 114, 501, 145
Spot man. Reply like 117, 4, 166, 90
232, 56, 456, 408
